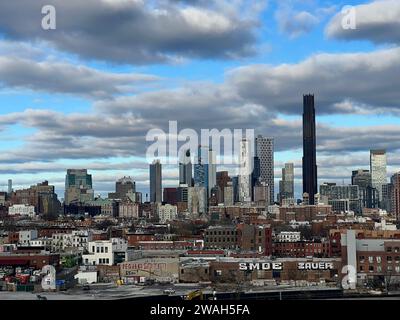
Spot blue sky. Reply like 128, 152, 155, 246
0, 0, 399, 200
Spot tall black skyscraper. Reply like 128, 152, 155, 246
179, 149, 193, 187
150, 159, 162, 203
302, 94, 317, 205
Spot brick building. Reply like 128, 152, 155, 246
204, 226, 238, 250
273, 240, 330, 258
340, 229, 400, 287
278, 205, 332, 222
0, 253, 60, 270
127, 233, 155, 246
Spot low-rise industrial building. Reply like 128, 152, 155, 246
120, 257, 179, 283
82, 238, 127, 266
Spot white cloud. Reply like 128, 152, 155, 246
0, 0, 266, 64
0, 56, 160, 98
326, 0, 400, 44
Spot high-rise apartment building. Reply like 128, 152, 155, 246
381, 183, 393, 213
194, 145, 209, 191
302, 94, 317, 205
188, 186, 207, 217
278, 163, 294, 203
163, 187, 178, 205
65, 169, 94, 205
194, 145, 217, 198
7, 179, 12, 195
319, 183, 360, 213
179, 149, 192, 187
208, 148, 217, 196
370, 149, 387, 203
177, 184, 189, 203
108, 176, 136, 201
253, 181, 270, 205
391, 173, 400, 219
150, 159, 162, 203
351, 169, 371, 189
251, 156, 260, 200
239, 138, 252, 202
224, 181, 234, 206
351, 169, 380, 209
232, 176, 239, 203
216, 171, 231, 202
255, 135, 274, 204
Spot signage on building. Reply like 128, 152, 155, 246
239, 262, 283, 271
297, 262, 334, 270
120, 258, 179, 278
239, 261, 335, 271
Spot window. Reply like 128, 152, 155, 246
387, 247, 392, 252
395, 247, 400, 253
376, 256, 381, 263
377, 266, 382, 272
396, 266, 400, 273
388, 266, 393, 272
369, 266, 374, 272
387, 256, 393, 263
368, 256, 373, 263
101, 247, 104, 253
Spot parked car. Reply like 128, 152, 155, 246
163, 289, 175, 295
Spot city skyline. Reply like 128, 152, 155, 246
1, 134, 397, 203
0, 0, 399, 199
1, 0, 400, 305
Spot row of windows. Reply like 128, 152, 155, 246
205, 237, 238, 243
98, 258, 110, 264
92, 246, 109, 253
359, 256, 400, 263
275, 244, 326, 248
276, 249, 323, 253
206, 230, 237, 236
205, 245, 237, 249
386, 247, 400, 253
360, 265, 400, 273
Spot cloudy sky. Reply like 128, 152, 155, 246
0, 0, 399, 200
